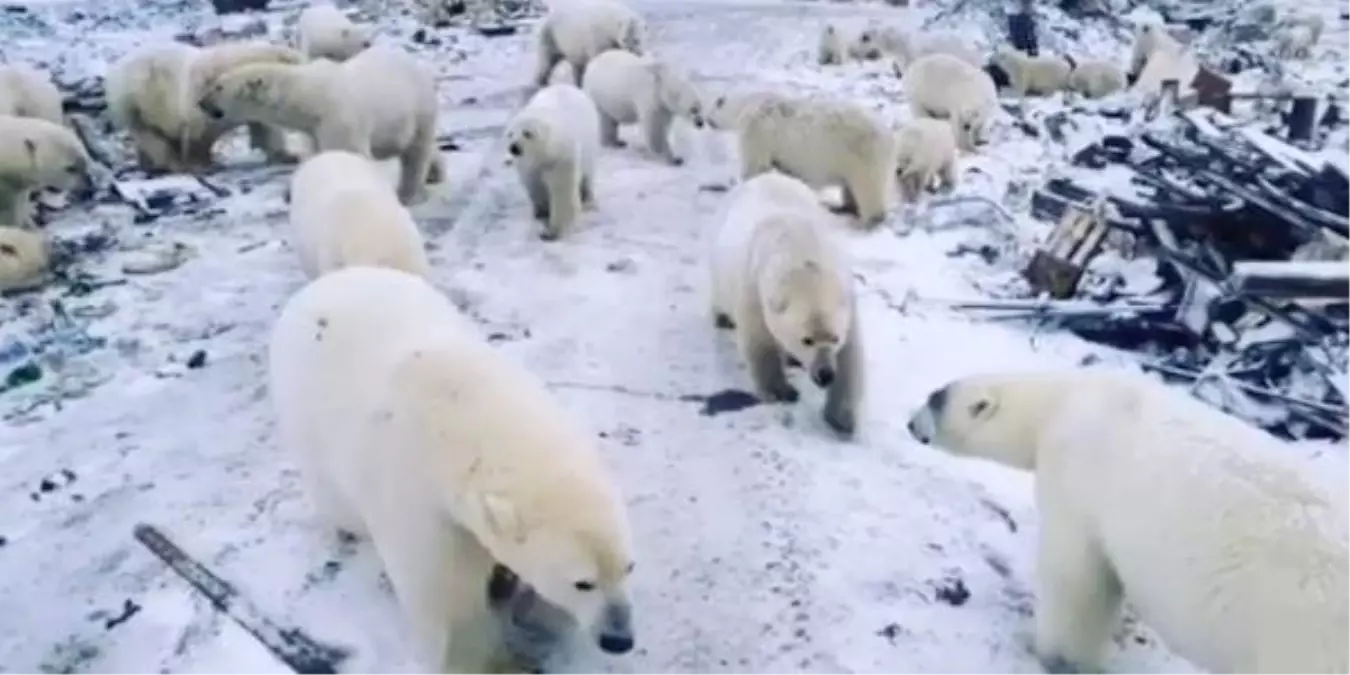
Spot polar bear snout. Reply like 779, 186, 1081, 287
907, 385, 947, 444
508, 142, 523, 157
595, 601, 634, 654
809, 352, 836, 388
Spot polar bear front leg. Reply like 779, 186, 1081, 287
822, 310, 863, 437
736, 292, 799, 403
1033, 513, 1123, 674
519, 165, 550, 221
736, 129, 776, 181
130, 127, 182, 174
248, 123, 298, 164
0, 190, 29, 229
845, 168, 889, 226
540, 162, 581, 240
641, 106, 680, 165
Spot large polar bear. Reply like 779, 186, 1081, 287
893, 117, 958, 204
504, 83, 600, 241
1066, 59, 1126, 99
876, 27, 982, 70
901, 52, 998, 152
0, 226, 49, 292
706, 91, 897, 227
105, 41, 303, 174
1127, 21, 1183, 80
0, 64, 64, 125
990, 45, 1071, 98
296, 3, 373, 62
581, 49, 704, 165
0, 116, 90, 228
907, 368, 1349, 674
196, 43, 440, 205
709, 172, 864, 437
268, 265, 638, 672
286, 150, 431, 279
532, 0, 645, 92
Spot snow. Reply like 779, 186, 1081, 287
0, 0, 1345, 672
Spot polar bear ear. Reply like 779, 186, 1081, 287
477, 492, 526, 544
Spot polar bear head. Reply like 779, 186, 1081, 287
468, 488, 637, 655
197, 61, 326, 127
650, 63, 704, 128
759, 244, 854, 389
504, 114, 555, 166
21, 121, 92, 193
330, 24, 375, 60
952, 104, 991, 151
907, 371, 1087, 470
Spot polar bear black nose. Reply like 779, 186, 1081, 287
598, 633, 633, 654
811, 366, 835, 388
508, 143, 522, 157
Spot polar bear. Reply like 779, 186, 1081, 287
709, 172, 864, 437
893, 117, 958, 204
1066, 59, 1126, 99
0, 64, 64, 125
1274, 22, 1318, 60
532, 0, 645, 92
286, 150, 431, 280
907, 368, 1349, 675
1127, 21, 1183, 79
1130, 45, 1198, 102
268, 265, 637, 671
105, 41, 303, 174
0, 226, 49, 292
990, 45, 1071, 97
196, 44, 439, 205
900, 52, 998, 152
0, 116, 90, 228
581, 49, 703, 165
504, 83, 600, 241
296, 3, 373, 62
879, 28, 982, 71
706, 91, 897, 227
818, 22, 881, 65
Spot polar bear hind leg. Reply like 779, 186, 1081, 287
532, 23, 563, 89
1034, 514, 1124, 674
599, 110, 624, 148
396, 114, 438, 205
641, 106, 678, 165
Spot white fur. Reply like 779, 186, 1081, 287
818, 21, 882, 65
532, 0, 645, 90
1274, 23, 1318, 60
1066, 59, 1126, 99
286, 150, 431, 279
908, 369, 1350, 674
893, 117, 958, 204
992, 46, 1071, 97
504, 83, 600, 240
0, 226, 49, 292
1127, 20, 1183, 78
706, 91, 897, 227
196, 44, 440, 205
708, 172, 864, 436
581, 49, 703, 165
901, 52, 998, 152
268, 265, 636, 670
1130, 45, 1198, 102
105, 41, 302, 173
0, 116, 90, 228
296, 3, 373, 62
880, 28, 981, 71
0, 64, 64, 125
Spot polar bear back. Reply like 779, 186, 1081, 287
105, 42, 200, 134
545, 0, 643, 64
710, 172, 834, 316
902, 52, 996, 119
736, 92, 894, 188
519, 83, 601, 169
1038, 372, 1348, 672
297, 3, 369, 61
580, 49, 653, 124
337, 45, 437, 154
0, 64, 64, 125
287, 150, 430, 279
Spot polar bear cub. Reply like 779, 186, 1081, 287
268, 265, 638, 670
296, 3, 373, 62
893, 117, 958, 204
581, 49, 704, 165
196, 44, 439, 205
1066, 59, 1126, 99
105, 41, 303, 173
0, 226, 50, 292
907, 369, 1349, 674
0, 116, 90, 228
709, 172, 864, 437
818, 22, 882, 65
286, 150, 431, 280
0, 64, 64, 125
990, 45, 1071, 97
505, 83, 600, 241
533, 0, 645, 91
901, 52, 998, 152
707, 91, 897, 227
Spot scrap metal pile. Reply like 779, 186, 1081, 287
966, 104, 1349, 442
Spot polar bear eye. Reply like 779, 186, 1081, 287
969, 400, 990, 417
574, 580, 596, 592
521, 129, 534, 140
801, 337, 815, 348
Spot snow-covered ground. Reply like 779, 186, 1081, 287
0, 0, 1345, 672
